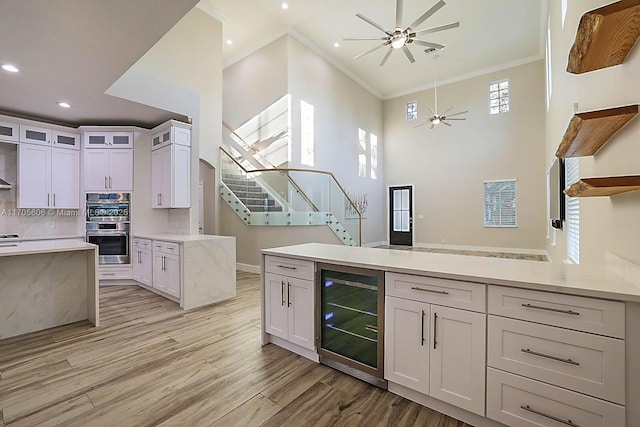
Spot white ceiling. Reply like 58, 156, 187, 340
0, 0, 546, 128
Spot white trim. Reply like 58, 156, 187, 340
195, 2, 229, 23
236, 262, 260, 274
387, 184, 415, 246
413, 242, 548, 257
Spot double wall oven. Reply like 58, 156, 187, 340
86, 193, 130, 265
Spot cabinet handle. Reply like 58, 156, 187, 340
433, 312, 438, 350
277, 264, 297, 270
287, 282, 291, 307
521, 348, 580, 366
521, 303, 580, 316
105, 176, 108, 188
162, 255, 166, 271
520, 405, 580, 427
420, 310, 425, 346
138, 250, 141, 264
281, 281, 285, 306
109, 176, 112, 189
53, 193, 56, 207
47, 193, 50, 207
411, 286, 449, 295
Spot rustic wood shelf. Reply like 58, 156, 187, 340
555, 105, 638, 158
567, 0, 640, 74
565, 175, 640, 197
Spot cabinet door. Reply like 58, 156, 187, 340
152, 252, 167, 293
164, 253, 181, 299
51, 148, 80, 208
17, 144, 51, 208
108, 149, 133, 191
52, 131, 80, 150
83, 149, 110, 191
264, 273, 288, 340
132, 246, 144, 283
430, 305, 486, 416
20, 124, 51, 146
151, 147, 170, 208
140, 250, 153, 287
385, 296, 430, 394
173, 126, 190, 147
110, 132, 133, 148
0, 120, 19, 142
287, 277, 314, 350
83, 132, 109, 148
172, 144, 190, 208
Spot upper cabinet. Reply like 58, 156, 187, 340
84, 149, 133, 192
52, 130, 81, 150
152, 125, 190, 150
83, 131, 133, 149
20, 124, 52, 146
567, 0, 640, 74
150, 121, 191, 209
0, 120, 19, 143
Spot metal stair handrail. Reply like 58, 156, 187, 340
220, 147, 362, 246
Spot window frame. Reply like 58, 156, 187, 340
489, 79, 510, 115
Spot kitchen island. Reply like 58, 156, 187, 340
0, 240, 98, 339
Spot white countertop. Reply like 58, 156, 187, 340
133, 233, 235, 244
0, 239, 96, 257
263, 243, 640, 302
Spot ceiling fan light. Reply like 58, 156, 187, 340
432, 117, 441, 124
391, 35, 406, 49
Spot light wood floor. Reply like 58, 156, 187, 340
0, 272, 471, 427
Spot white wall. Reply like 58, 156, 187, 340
384, 60, 547, 251
546, 0, 640, 266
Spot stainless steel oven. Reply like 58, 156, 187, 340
86, 193, 130, 265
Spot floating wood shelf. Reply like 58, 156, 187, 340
565, 175, 640, 197
555, 105, 638, 158
567, 0, 640, 74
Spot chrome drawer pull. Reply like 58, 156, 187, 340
521, 348, 580, 366
411, 286, 449, 295
276, 264, 297, 270
521, 303, 580, 316
520, 405, 579, 427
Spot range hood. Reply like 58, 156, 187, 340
0, 177, 12, 190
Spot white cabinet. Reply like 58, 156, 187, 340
0, 120, 19, 142
83, 148, 133, 192
151, 240, 181, 299
19, 124, 51, 146
152, 125, 190, 150
52, 130, 80, 150
151, 144, 190, 208
263, 255, 315, 351
384, 272, 486, 416
17, 143, 80, 208
132, 238, 152, 287
83, 131, 133, 148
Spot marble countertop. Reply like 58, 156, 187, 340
263, 243, 640, 302
0, 239, 96, 257
133, 233, 235, 244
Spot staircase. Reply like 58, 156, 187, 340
222, 172, 282, 213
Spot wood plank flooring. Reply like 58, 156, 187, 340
0, 272, 471, 427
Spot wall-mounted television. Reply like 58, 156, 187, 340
549, 157, 565, 229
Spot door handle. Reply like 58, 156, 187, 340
281, 281, 285, 306
287, 282, 291, 307
433, 312, 438, 350
420, 310, 425, 346
105, 176, 108, 189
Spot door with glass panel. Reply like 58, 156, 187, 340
389, 186, 413, 246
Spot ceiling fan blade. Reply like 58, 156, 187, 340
379, 48, 394, 66
414, 22, 460, 35
429, 106, 435, 115
354, 41, 390, 59
430, 124, 435, 130
396, 0, 404, 28
408, 0, 445, 30
402, 45, 416, 63
445, 117, 466, 120
442, 121, 452, 127
412, 40, 445, 50
442, 106, 454, 115
344, 37, 389, 41
415, 121, 429, 128
447, 110, 469, 116
356, 13, 390, 34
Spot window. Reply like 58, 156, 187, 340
489, 80, 509, 115
370, 133, 378, 180
300, 100, 314, 166
358, 128, 367, 177
406, 101, 418, 121
484, 179, 517, 227
565, 158, 580, 264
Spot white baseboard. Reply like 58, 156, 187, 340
414, 242, 548, 256
236, 263, 260, 274
363, 241, 386, 248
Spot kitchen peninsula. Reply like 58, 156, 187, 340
0, 240, 98, 339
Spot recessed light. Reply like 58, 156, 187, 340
281, 2, 288, 10
226, 39, 233, 45
57, 102, 71, 108
2, 64, 19, 73
334, 42, 340, 48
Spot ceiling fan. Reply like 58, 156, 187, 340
417, 55, 468, 129
345, 0, 460, 66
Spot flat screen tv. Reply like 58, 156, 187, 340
549, 157, 565, 229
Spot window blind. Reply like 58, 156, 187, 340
484, 179, 517, 227
565, 158, 580, 264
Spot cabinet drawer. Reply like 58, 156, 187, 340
153, 240, 180, 254
264, 255, 314, 281
386, 272, 485, 312
488, 316, 625, 404
488, 286, 625, 338
487, 368, 625, 427
99, 266, 132, 280
132, 238, 151, 250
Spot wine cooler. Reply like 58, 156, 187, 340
316, 263, 386, 388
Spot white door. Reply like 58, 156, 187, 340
287, 278, 315, 350
151, 147, 169, 208
51, 148, 79, 208
132, 244, 143, 283
152, 252, 167, 293
140, 249, 153, 287
109, 149, 133, 191
164, 253, 181, 299
385, 296, 430, 394
173, 144, 190, 208
264, 273, 288, 340
83, 149, 109, 191
17, 144, 51, 208
430, 305, 486, 416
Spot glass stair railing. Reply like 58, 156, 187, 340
220, 147, 361, 246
